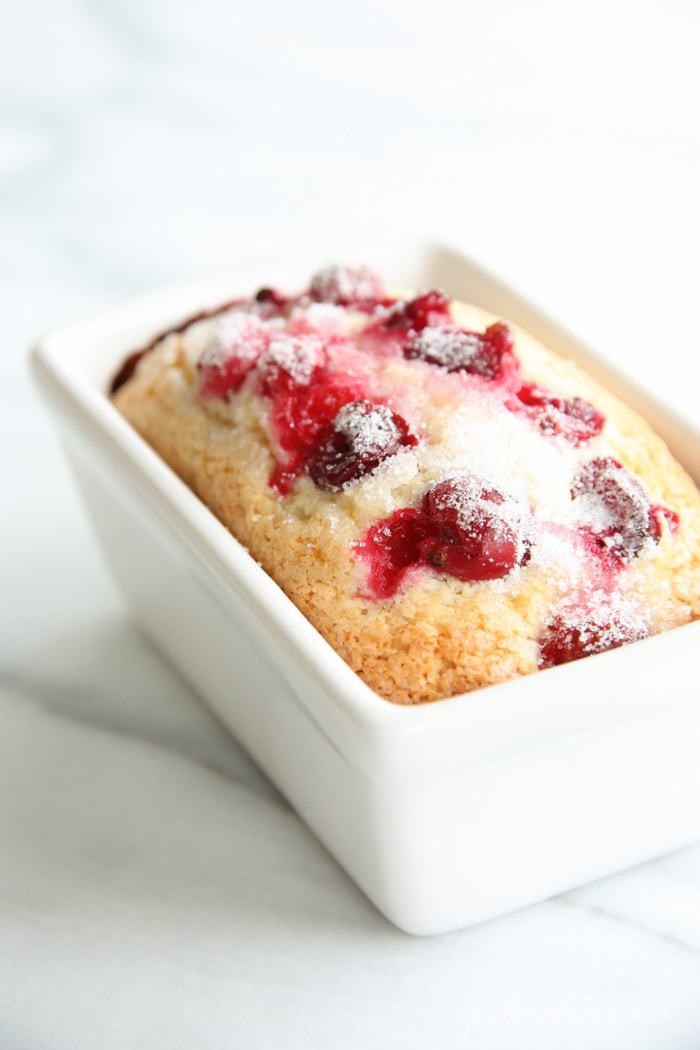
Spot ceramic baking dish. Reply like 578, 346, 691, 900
31, 241, 700, 935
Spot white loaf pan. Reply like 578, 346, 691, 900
31, 242, 700, 936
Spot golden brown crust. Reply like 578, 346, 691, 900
112, 299, 700, 703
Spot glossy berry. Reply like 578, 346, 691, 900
355, 508, 432, 599
355, 475, 532, 598
308, 400, 418, 492
269, 372, 367, 494
514, 382, 605, 445
406, 321, 516, 381
538, 600, 647, 668
420, 477, 531, 581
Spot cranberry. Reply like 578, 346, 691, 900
651, 503, 680, 540
405, 321, 516, 381
309, 265, 385, 308
420, 477, 531, 581
571, 457, 658, 560
256, 334, 326, 395
513, 382, 605, 445
269, 372, 367, 494
385, 290, 452, 332
308, 401, 417, 492
355, 508, 432, 599
198, 313, 270, 399
355, 475, 532, 598
538, 598, 647, 668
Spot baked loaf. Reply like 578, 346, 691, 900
112, 265, 700, 703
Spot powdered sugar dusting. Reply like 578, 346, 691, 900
539, 589, 648, 667
257, 334, 324, 386
564, 590, 644, 640
427, 395, 578, 525
426, 474, 533, 565
532, 524, 587, 590
199, 310, 269, 370
333, 401, 401, 456
288, 302, 351, 338
310, 264, 384, 305
407, 326, 484, 371
571, 456, 656, 559
180, 266, 680, 645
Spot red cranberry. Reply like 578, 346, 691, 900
420, 476, 531, 581
309, 265, 385, 308
538, 598, 647, 668
198, 313, 270, 399
385, 290, 452, 332
484, 321, 515, 357
405, 321, 516, 381
308, 400, 418, 492
651, 503, 680, 540
269, 372, 367, 494
513, 382, 605, 445
571, 457, 657, 560
354, 475, 532, 598
256, 334, 326, 395
355, 508, 432, 599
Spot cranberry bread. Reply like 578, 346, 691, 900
111, 265, 700, 703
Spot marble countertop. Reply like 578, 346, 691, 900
3, 1, 700, 1047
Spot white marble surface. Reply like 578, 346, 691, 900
3, 1, 700, 1047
